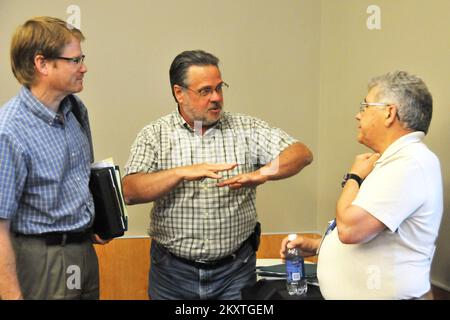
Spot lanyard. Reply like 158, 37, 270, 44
316, 219, 336, 255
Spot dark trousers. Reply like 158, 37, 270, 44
11, 234, 99, 300
149, 240, 257, 300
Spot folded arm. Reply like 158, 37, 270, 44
336, 153, 386, 244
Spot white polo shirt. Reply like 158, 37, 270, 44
317, 132, 443, 299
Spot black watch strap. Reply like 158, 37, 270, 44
341, 173, 363, 188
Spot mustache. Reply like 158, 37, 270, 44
208, 102, 223, 110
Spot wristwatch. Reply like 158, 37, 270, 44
341, 173, 363, 188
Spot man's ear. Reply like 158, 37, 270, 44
34, 55, 49, 76
384, 105, 398, 127
173, 85, 184, 105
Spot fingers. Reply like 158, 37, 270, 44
351, 152, 382, 178
228, 183, 243, 190
201, 163, 238, 180
208, 163, 237, 172
279, 237, 290, 258
182, 163, 237, 181
356, 153, 374, 160
370, 153, 381, 161
203, 171, 223, 180
287, 238, 300, 248
92, 234, 111, 245
217, 175, 256, 189
358, 152, 380, 160
279, 236, 301, 256
217, 175, 244, 187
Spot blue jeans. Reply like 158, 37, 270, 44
149, 240, 256, 300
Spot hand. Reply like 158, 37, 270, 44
216, 170, 268, 190
177, 163, 237, 181
92, 234, 112, 245
279, 235, 320, 259
1, 291, 23, 300
349, 153, 381, 179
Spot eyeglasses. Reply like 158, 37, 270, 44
50, 54, 85, 65
359, 101, 391, 113
181, 82, 229, 98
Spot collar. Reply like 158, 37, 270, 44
19, 86, 72, 126
376, 131, 425, 164
173, 107, 190, 130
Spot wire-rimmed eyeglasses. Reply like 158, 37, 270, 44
180, 82, 229, 98
359, 101, 391, 113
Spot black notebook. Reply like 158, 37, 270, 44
89, 165, 128, 239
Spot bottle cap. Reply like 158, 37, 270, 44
288, 234, 297, 241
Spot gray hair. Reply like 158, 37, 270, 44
368, 71, 433, 134
169, 50, 220, 102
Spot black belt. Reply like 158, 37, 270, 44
167, 236, 252, 270
14, 229, 92, 246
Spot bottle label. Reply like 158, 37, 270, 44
286, 260, 304, 281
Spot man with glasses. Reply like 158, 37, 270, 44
0, 17, 109, 300
123, 50, 313, 299
280, 71, 443, 299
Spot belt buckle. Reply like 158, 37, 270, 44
195, 253, 237, 267
194, 259, 214, 266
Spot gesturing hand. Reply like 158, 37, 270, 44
216, 170, 268, 190
178, 163, 238, 181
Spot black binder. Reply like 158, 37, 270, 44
89, 166, 128, 239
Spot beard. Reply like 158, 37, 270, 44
183, 101, 223, 127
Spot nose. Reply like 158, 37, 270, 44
80, 61, 87, 73
210, 89, 222, 101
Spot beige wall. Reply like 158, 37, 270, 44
0, 0, 447, 289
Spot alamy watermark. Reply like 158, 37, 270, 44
367, 5, 381, 30
366, 264, 381, 290
66, 265, 81, 290
66, 5, 81, 29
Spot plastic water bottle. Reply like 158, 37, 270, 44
285, 234, 307, 295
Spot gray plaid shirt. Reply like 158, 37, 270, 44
125, 109, 297, 261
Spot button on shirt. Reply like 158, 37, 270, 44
0, 86, 95, 234
125, 110, 297, 261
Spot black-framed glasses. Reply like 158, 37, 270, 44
50, 54, 85, 65
181, 82, 229, 98
359, 101, 391, 113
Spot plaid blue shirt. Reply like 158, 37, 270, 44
0, 86, 95, 234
